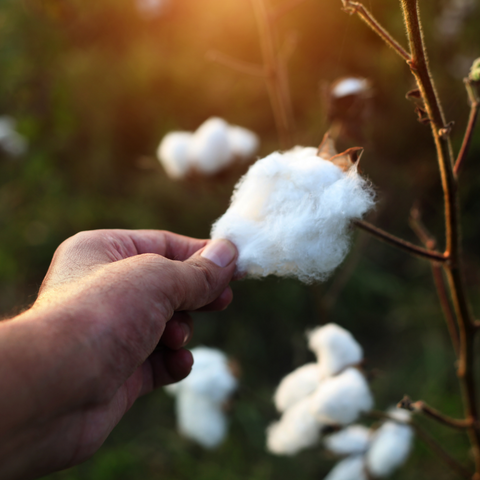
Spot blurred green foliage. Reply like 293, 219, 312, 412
1, 0, 480, 478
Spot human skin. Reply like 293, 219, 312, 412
0, 229, 237, 480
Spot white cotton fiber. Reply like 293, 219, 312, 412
157, 131, 193, 179
227, 126, 259, 159
165, 347, 237, 448
211, 146, 375, 282
273, 362, 321, 413
332, 78, 370, 98
366, 410, 413, 477
189, 117, 231, 175
175, 389, 228, 449
324, 425, 371, 455
324, 455, 368, 480
309, 367, 373, 425
308, 324, 363, 378
0, 116, 27, 157
266, 396, 323, 455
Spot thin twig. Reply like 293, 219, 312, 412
341, 1, 411, 62
398, 395, 473, 430
353, 219, 448, 263
367, 410, 472, 479
270, 0, 308, 21
409, 206, 459, 355
207, 51, 266, 78
454, 79, 480, 175
401, 0, 480, 472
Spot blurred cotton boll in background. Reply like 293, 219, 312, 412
308, 323, 363, 379
324, 424, 371, 456
165, 347, 238, 449
324, 455, 367, 480
0, 116, 28, 158
135, 0, 169, 19
211, 144, 375, 282
156, 117, 260, 179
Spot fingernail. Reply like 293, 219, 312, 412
180, 321, 191, 345
201, 239, 237, 268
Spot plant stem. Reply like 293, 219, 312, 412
251, 0, 295, 148
342, 1, 411, 62
398, 395, 473, 430
400, 0, 480, 472
454, 79, 480, 175
353, 219, 447, 263
207, 51, 266, 77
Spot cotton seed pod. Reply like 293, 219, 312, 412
324, 455, 368, 480
175, 389, 229, 449
266, 396, 322, 455
189, 117, 231, 175
324, 424, 371, 456
157, 131, 193, 179
309, 367, 373, 425
227, 125, 259, 159
211, 145, 375, 282
273, 362, 321, 412
366, 410, 413, 477
307, 323, 363, 378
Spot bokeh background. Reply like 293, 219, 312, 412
1, 0, 480, 478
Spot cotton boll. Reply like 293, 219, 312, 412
157, 131, 193, 179
324, 425, 371, 455
227, 126, 259, 159
332, 78, 370, 98
211, 146, 375, 282
273, 363, 321, 412
189, 117, 231, 175
175, 389, 229, 449
308, 324, 363, 378
309, 368, 373, 425
267, 396, 322, 455
0, 116, 27, 157
324, 455, 368, 480
366, 411, 413, 477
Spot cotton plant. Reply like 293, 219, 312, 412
267, 324, 413, 478
0, 116, 28, 158
211, 133, 375, 283
157, 117, 259, 179
165, 346, 238, 449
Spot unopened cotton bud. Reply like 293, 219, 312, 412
227, 126, 259, 159
310, 367, 373, 425
267, 396, 322, 455
366, 410, 413, 477
211, 146, 375, 282
175, 389, 228, 449
273, 363, 321, 412
189, 117, 231, 174
157, 131, 193, 179
324, 455, 367, 480
324, 424, 371, 455
308, 323, 363, 378
469, 57, 480, 82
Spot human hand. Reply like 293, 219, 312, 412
0, 230, 237, 480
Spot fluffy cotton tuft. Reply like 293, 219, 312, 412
331, 78, 370, 98
165, 347, 238, 448
366, 410, 413, 477
211, 146, 375, 282
324, 425, 371, 455
0, 116, 28, 157
308, 324, 363, 378
266, 396, 323, 455
324, 455, 368, 480
273, 363, 321, 413
157, 117, 259, 179
309, 367, 373, 425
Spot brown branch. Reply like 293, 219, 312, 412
270, 0, 308, 21
353, 219, 448, 263
409, 206, 459, 355
206, 50, 266, 78
401, 0, 480, 473
454, 79, 480, 175
398, 395, 473, 430
341, 1, 411, 62
367, 410, 472, 479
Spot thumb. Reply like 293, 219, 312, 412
161, 238, 238, 312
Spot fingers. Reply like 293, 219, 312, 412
140, 347, 194, 396
196, 286, 233, 312
160, 312, 193, 350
